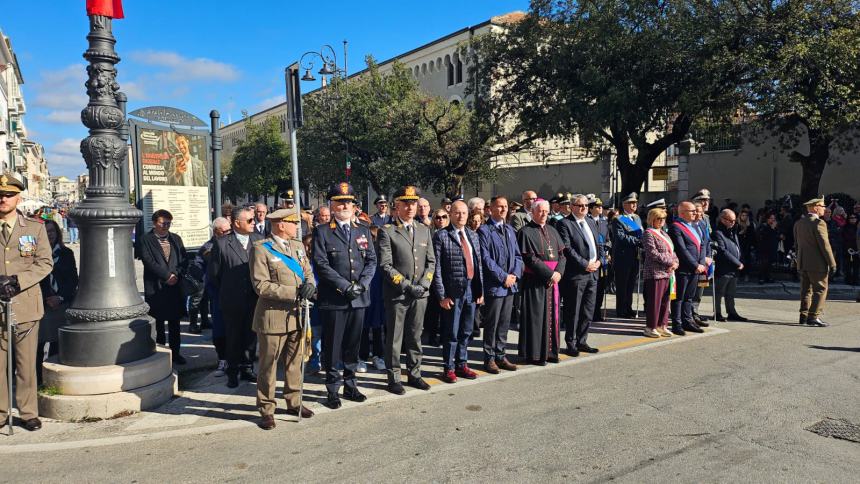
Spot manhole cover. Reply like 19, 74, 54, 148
806, 418, 860, 443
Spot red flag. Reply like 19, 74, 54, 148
86, 0, 124, 19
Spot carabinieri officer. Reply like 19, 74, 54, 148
313, 182, 377, 409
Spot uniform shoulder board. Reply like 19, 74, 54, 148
329, 222, 336, 229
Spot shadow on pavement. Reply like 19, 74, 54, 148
807, 345, 860, 353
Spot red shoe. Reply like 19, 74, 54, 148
455, 365, 478, 380
441, 369, 457, 383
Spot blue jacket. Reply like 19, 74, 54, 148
432, 225, 483, 302
477, 220, 523, 298
557, 216, 604, 281
312, 221, 377, 309
669, 220, 706, 274
610, 213, 642, 265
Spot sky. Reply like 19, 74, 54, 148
2, 0, 529, 179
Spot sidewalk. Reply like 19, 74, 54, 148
0, 308, 728, 453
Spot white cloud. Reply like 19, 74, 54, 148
129, 50, 240, 82
46, 138, 85, 169
31, 64, 88, 110
250, 94, 286, 113
42, 110, 81, 124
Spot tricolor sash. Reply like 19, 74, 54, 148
262, 242, 305, 283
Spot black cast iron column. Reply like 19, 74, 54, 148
59, 14, 154, 366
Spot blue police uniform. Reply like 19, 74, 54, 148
312, 183, 377, 407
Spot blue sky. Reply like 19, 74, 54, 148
3, 0, 528, 179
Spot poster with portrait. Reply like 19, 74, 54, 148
130, 121, 212, 249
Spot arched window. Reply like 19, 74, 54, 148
414, 66, 420, 77
429, 61, 434, 73
454, 53, 463, 84
436, 58, 442, 71
445, 54, 453, 87
422, 63, 427, 75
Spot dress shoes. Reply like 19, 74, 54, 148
682, 323, 704, 334
643, 328, 660, 338
497, 358, 517, 371
173, 354, 187, 365
23, 418, 42, 431
325, 392, 342, 409
441, 369, 457, 384
343, 388, 367, 402
455, 365, 478, 379
577, 344, 599, 354
226, 373, 239, 388
407, 377, 431, 390
239, 367, 257, 383
285, 406, 315, 419
484, 359, 500, 374
728, 314, 748, 322
387, 381, 406, 395
564, 347, 580, 357
656, 327, 673, 337
258, 414, 276, 430
715, 315, 727, 322
696, 318, 710, 327
806, 318, 829, 327
672, 325, 686, 336
547, 357, 560, 364
799, 315, 807, 325
532, 360, 547, 366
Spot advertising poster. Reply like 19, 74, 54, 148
134, 125, 211, 248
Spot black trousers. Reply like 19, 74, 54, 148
359, 325, 385, 361
423, 293, 441, 342
562, 277, 596, 349
223, 307, 256, 374
614, 259, 639, 317
593, 270, 607, 321
321, 307, 365, 394
670, 272, 698, 327
154, 319, 181, 354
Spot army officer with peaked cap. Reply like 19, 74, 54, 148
250, 208, 316, 430
377, 185, 436, 395
313, 182, 377, 409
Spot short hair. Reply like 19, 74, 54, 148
719, 208, 735, 219
647, 208, 667, 227
571, 194, 588, 205
233, 207, 253, 223
490, 195, 507, 205
467, 197, 485, 211
254, 202, 267, 210
152, 209, 173, 222
532, 199, 549, 213
211, 217, 230, 230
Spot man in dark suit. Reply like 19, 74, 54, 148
668, 201, 708, 335
313, 183, 377, 409
432, 200, 484, 383
38, 219, 79, 385
208, 207, 264, 387
138, 209, 188, 364
713, 209, 747, 322
611, 193, 643, 318
557, 194, 603, 356
378, 185, 436, 395
477, 196, 523, 373
253, 203, 271, 237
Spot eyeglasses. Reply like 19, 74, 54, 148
524, 197, 537, 201
723, 219, 736, 224
572, 204, 587, 208
0, 192, 17, 199
245, 218, 254, 223
434, 215, 448, 220
157, 221, 172, 227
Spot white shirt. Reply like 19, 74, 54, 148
235, 233, 250, 250
574, 216, 597, 263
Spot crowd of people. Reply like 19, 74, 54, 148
0, 166, 851, 432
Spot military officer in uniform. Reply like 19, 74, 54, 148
250, 208, 316, 430
794, 197, 836, 327
378, 185, 436, 395
313, 183, 377, 409
0, 174, 53, 431
370, 195, 393, 227
610, 193, 643, 318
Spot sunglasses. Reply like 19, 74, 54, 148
572, 204, 587, 208
434, 215, 448, 220
245, 218, 254, 223
0, 192, 18, 199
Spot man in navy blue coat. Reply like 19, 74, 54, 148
313, 182, 377, 409
557, 194, 604, 356
713, 209, 748, 322
668, 201, 708, 335
433, 200, 484, 383
477, 196, 523, 373
610, 193, 643, 318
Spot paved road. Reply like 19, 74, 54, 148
1, 294, 858, 483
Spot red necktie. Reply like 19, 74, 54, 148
460, 231, 474, 280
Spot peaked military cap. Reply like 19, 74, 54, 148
0, 173, 24, 193
374, 194, 388, 205
622, 192, 638, 203
646, 198, 667, 209
327, 182, 356, 202
693, 188, 711, 201
266, 208, 300, 223
559, 193, 572, 205
803, 196, 825, 206
394, 185, 421, 202
441, 197, 453, 205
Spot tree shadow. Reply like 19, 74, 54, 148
807, 345, 860, 352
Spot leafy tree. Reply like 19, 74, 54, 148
472, 0, 753, 196
227, 116, 290, 203
745, 0, 860, 201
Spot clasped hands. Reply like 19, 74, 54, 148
0, 275, 20, 301
343, 281, 365, 300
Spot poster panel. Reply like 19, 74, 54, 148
133, 123, 211, 248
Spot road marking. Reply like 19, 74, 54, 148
0, 327, 728, 454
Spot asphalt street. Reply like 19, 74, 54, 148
1, 293, 857, 483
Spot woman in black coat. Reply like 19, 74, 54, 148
756, 213, 780, 284
736, 209, 757, 281
137, 209, 188, 364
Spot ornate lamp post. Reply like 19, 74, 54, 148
40, 2, 174, 420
